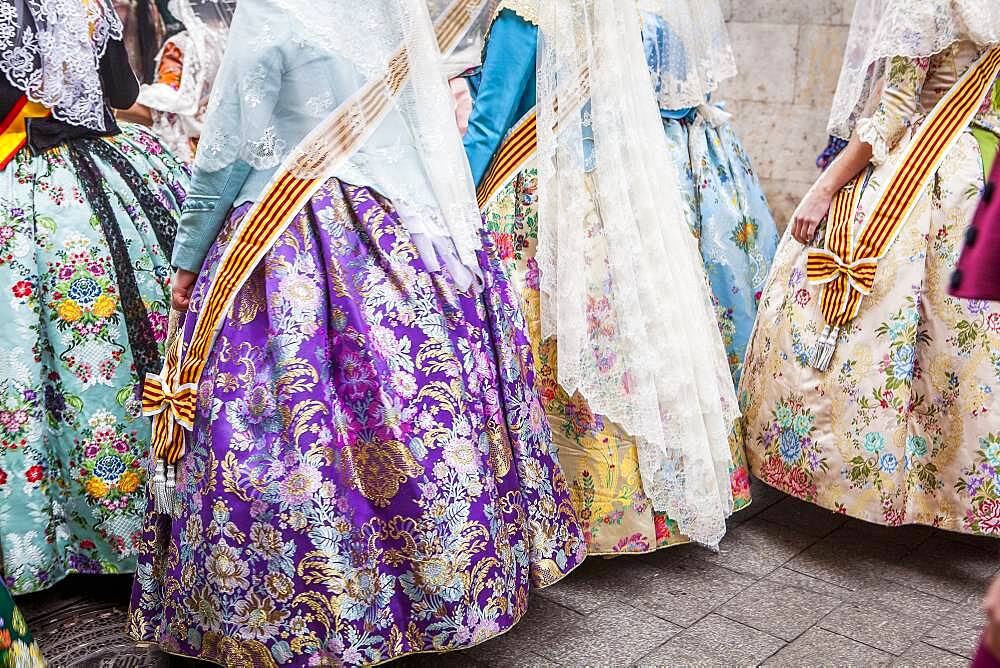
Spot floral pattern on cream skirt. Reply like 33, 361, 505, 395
737, 130, 1000, 536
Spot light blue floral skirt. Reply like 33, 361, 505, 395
662, 109, 779, 383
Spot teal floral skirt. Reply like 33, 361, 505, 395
0, 125, 186, 594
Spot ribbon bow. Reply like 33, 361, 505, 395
141, 372, 196, 463
807, 248, 878, 297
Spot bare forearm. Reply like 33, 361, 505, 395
116, 103, 153, 126
790, 134, 874, 244
812, 133, 873, 198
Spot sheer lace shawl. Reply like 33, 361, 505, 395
0, 0, 124, 131
828, 0, 1000, 140
637, 0, 736, 110
137, 0, 233, 160
196, 0, 489, 287
536, 0, 737, 547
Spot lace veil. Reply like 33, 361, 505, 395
137, 0, 234, 160
0, 0, 124, 131
535, 0, 738, 547
636, 0, 737, 110
828, 0, 1000, 140
196, 0, 491, 287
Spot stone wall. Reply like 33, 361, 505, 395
717, 0, 857, 228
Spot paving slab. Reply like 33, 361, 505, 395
626, 553, 756, 627
635, 613, 785, 667
699, 518, 817, 578
718, 578, 842, 641
764, 627, 894, 667
534, 600, 682, 666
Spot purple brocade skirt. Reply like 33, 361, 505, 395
127, 179, 586, 667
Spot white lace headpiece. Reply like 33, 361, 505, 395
828, 0, 1000, 140
197, 0, 492, 288
637, 0, 737, 110
535, 0, 738, 547
0, 0, 124, 130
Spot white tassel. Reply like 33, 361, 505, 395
151, 459, 175, 515
810, 325, 840, 371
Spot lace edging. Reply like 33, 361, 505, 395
856, 117, 891, 166
494, 0, 538, 26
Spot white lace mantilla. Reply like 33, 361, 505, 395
198, 0, 491, 289
536, 0, 737, 547
638, 0, 737, 110
0, 0, 123, 131
828, 0, 1000, 139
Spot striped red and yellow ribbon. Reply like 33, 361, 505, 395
808, 45, 1000, 329
805, 170, 867, 325
0, 96, 51, 170
476, 59, 592, 208
477, 109, 537, 207
143, 0, 488, 464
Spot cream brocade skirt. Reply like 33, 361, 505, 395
737, 130, 1000, 536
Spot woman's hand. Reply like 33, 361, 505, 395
790, 185, 834, 245
171, 269, 198, 312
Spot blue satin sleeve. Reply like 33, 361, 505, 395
463, 9, 538, 187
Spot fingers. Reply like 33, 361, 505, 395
791, 217, 809, 244
171, 286, 190, 312
791, 216, 823, 245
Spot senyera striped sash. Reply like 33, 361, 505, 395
807, 45, 1000, 371
477, 108, 537, 208
476, 61, 592, 208
141, 0, 489, 513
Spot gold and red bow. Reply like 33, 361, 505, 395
806, 250, 877, 324
141, 333, 197, 464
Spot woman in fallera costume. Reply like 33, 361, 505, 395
465, 0, 747, 555
0, 0, 185, 594
136, 0, 235, 162
737, 0, 1000, 536
640, 0, 779, 382
127, 1, 585, 665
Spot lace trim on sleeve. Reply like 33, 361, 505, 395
494, 0, 538, 26
856, 117, 891, 166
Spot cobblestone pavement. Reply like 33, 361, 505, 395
20, 478, 1000, 667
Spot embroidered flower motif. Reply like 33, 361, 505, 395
58, 299, 83, 322
879, 453, 899, 474
67, 277, 101, 306
906, 436, 928, 458
93, 455, 126, 483
11, 280, 31, 298
85, 476, 109, 498
863, 432, 885, 454
91, 294, 117, 319
779, 429, 802, 464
